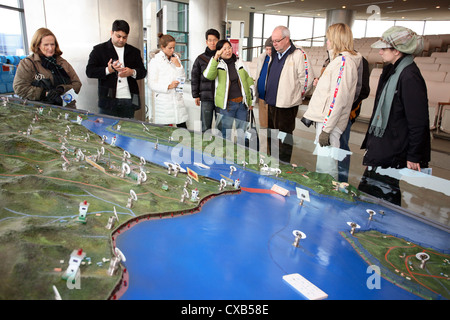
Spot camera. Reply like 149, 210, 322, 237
300, 117, 313, 128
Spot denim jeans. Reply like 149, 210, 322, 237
218, 100, 248, 141
200, 100, 219, 132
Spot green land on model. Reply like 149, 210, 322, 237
0, 98, 382, 300
111, 119, 360, 202
344, 230, 450, 300
0, 100, 230, 300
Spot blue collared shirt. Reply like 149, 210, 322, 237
277, 45, 292, 60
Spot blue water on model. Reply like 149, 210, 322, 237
83, 117, 449, 300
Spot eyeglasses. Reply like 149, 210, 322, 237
272, 37, 286, 44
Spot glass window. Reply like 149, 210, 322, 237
365, 20, 395, 37
424, 21, 450, 35
312, 18, 326, 47
395, 20, 425, 35
263, 14, 288, 38
162, 1, 188, 32
0, 7, 25, 56
289, 17, 313, 47
352, 20, 367, 39
0, 0, 19, 7
253, 13, 263, 38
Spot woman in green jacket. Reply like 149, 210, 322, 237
203, 40, 255, 141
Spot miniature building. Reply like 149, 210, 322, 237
78, 201, 89, 223
191, 188, 199, 202
62, 248, 86, 281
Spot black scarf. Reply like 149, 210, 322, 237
40, 55, 71, 87
205, 46, 216, 58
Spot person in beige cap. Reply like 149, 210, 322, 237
359, 26, 430, 206
255, 37, 272, 128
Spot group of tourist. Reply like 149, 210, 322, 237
12, 19, 431, 206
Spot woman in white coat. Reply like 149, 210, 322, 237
148, 33, 188, 127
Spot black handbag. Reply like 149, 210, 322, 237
245, 109, 260, 151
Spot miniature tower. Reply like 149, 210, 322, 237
126, 197, 133, 209
234, 179, 241, 189
367, 209, 376, 221
77, 201, 89, 224
106, 207, 119, 230
275, 168, 281, 177
126, 190, 137, 209
416, 253, 430, 269
347, 222, 361, 235
62, 248, 86, 282
108, 248, 126, 276
106, 216, 116, 230
191, 188, 199, 202
292, 230, 306, 248
219, 179, 227, 191
181, 188, 189, 203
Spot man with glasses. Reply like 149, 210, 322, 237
265, 26, 313, 163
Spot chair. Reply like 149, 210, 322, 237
414, 57, 436, 64
367, 51, 383, 67
439, 64, 450, 72
417, 63, 440, 72
435, 57, 450, 65
438, 103, 450, 134
431, 52, 450, 58
421, 70, 447, 82
427, 37, 444, 52
358, 69, 381, 121
426, 81, 450, 129
445, 73, 450, 83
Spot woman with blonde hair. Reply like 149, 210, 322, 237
302, 23, 362, 179
148, 33, 188, 128
13, 28, 81, 106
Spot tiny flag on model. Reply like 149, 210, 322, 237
187, 167, 199, 182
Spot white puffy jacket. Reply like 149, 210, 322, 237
148, 50, 188, 125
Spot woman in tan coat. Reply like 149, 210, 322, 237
13, 28, 81, 106
302, 23, 361, 179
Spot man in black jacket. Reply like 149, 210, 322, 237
191, 29, 220, 132
86, 20, 147, 118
